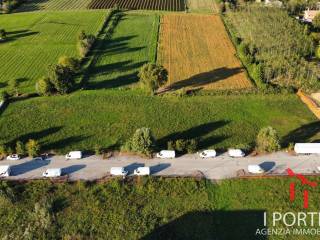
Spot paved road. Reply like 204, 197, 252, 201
1, 152, 320, 180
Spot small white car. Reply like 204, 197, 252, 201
134, 167, 150, 176
228, 149, 245, 158
248, 165, 265, 174
65, 151, 82, 160
0, 165, 11, 177
42, 168, 62, 178
156, 150, 175, 159
199, 150, 217, 158
6, 154, 20, 161
110, 167, 128, 177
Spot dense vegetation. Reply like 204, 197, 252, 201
0, 11, 108, 93
225, 5, 320, 92
0, 90, 318, 153
0, 177, 320, 239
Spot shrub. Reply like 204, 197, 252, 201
175, 139, 187, 152
8, 78, 19, 96
36, 77, 54, 96
0, 29, 6, 40
316, 45, 320, 60
0, 144, 8, 158
48, 64, 75, 94
26, 139, 40, 157
186, 139, 198, 154
168, 139, 199, 154
167, 141, 175, 150
0, 91, 9, 102
77, 31, 95, 58
219, 2, 226, 13
94, 144, 102, 155
123, 127, 155, 156
256, 126, 281, 153
58, 56, 80, 73
16, 141, 26, 156
138, 63, 168, 94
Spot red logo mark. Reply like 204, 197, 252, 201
287, 168, 317, 209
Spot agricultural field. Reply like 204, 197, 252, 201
186, 0, 218, 13
1, 177, 320, 239
0, 10, 108, 93
88, 0, 186, 11
0, 90, 318, 153
85, 13, 159, 89
158, 15, 252, 91
16, 0, 92, 12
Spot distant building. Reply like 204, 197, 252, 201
303, 9, 320, 23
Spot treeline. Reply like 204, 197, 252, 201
225, 5, 320, 92
0, 0, 24, 13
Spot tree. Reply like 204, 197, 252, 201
58, 56, 80, 73
138, 63, 168, 94
256, 126, 281, 153
313, 13, 320, 30
36, 77, 54, 96
16, 141, 26, 156
26, 139, 40, 157
48, 64, 75, 94
8, 78, 18, 96
123, 127, 155, 156
0, 29, 6, 40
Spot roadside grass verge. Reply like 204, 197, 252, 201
0, 90, 317, 153
0, 177, 319, 239
0, 10, 108, 94
85, 12, 159, 90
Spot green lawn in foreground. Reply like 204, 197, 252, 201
1, 177, 320, 239
85, 12, 159, 90
0, 10, 108, 93
0, 91, 318, 153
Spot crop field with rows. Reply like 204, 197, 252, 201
158, 14, 252, 91
0, 10, 108, 93
88, 0, 186, 11
16, 0, 92, 12
186, 0, 218, 13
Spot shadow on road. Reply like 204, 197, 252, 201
62, 165, 86, 175
124, 162, 145, 175
259, 161, 276, 172
150, 163, 171, 174
11, 159, 50, 176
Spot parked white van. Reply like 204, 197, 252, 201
199, 150, 217, 158
156, 150, 175, 159
0, 166, 11, 177
65, 151, 82, 160
248, 165, 265, 174
6, 154, 20, 161
134, 167, 150, 176
42, 168, 62, 178
294, 143, 320, 154
110, 167, 128, 177
228, 149, 245, 158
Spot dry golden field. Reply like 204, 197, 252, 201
158, 15, 253, 91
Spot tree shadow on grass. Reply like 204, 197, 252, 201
162, 67, 244, 92
281, 121, 320, 146
43, 135, 91, 152
141, 210, 267, 240
4, 30, 39, 43
157, 121, 230, 149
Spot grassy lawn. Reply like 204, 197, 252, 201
0, 10, 108, 93
85, 12, 159, 90
0, 90, 318, 153
1, 177, 320, 239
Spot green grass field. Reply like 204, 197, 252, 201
0, 10, 108, 93
1, 177, 320, 239
16, 0, 92, 12
85, 12, 159, 90
0, 90, 318, 153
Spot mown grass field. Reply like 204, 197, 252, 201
0, 90, 318, 153
16, 0, 92, 12
187, 0, 218, 13
86, 12, 159, 89
158, 15, 252, 91
1, 177, 320, 239
0, 10, 108, 93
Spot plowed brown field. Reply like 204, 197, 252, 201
158, 15, 252, 91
